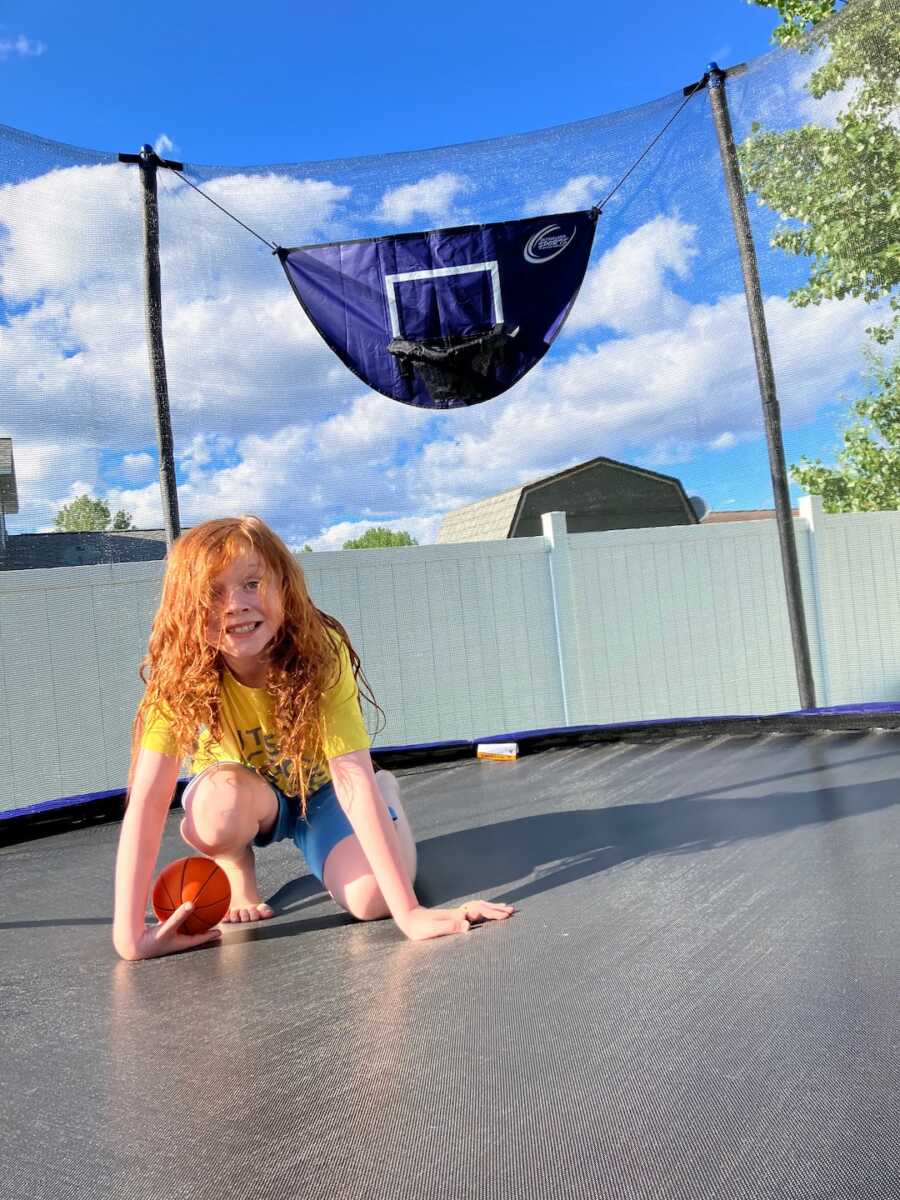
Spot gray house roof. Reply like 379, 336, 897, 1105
437, 482, 525, 543
0, 528, 171, 571
436, 456, 697, 544
0, 438, 18, 514
703, 508, 798, 523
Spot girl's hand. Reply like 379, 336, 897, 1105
123, 902, 223, 961
398, 901, 516, 941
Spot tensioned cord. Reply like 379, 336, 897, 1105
170, 169, 279, 251
592, 78, 706, 214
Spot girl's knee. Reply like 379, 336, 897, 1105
341, 878, 390, 922
184, 765, 267, 852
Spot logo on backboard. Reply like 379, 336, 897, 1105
524, 224, 577, 264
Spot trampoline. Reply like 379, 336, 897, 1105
3, 717, 898, 1200
3, 5, 900, 1195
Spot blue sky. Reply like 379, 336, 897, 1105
0, 1, 879, 545
2, 2, 781, 161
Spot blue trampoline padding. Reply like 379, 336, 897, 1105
790, 702, 900, 714
371, 739, 472, 755
0, 778, 190, 824
3, 787, 127, 822
4, 707, 900, 822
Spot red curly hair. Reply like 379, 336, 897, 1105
129, 515, 382, 811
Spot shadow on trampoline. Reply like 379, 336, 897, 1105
413, 776, 900, 908
212, 909, 355, 945
215, 873, 358, 944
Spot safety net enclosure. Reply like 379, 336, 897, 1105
0, 0, 898, 809
0, 0, 896, 787
2, 2, 900, 1197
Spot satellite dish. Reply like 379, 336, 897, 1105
689, 494, 708, 521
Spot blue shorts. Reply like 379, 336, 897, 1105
182, 762, 397, 884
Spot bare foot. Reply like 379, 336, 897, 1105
215, 845, 276, 923
222, 901, 275, 924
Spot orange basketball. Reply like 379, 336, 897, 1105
152, 856, 231, 934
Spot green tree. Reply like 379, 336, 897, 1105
753, 1, 846, 45
742, 0, 900, 511
791, 355, 900, 509
54, 494, 135, 532
342, 526, 418, 549
741, 0, 900, 344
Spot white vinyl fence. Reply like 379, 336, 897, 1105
2, 496, 899, 813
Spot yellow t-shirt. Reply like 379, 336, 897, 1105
139, 635, 371, 796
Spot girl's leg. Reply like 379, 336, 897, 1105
179, 763, 279, 923
322, 770, 417, 922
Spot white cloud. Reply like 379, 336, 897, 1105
174, 170, 352, 251
374, 172, 473, 226
0, 165, 135, 303
19, 277, 869, 544
15, 446, 96, 495
566, 214, 698, 335
119, 451, 155, 482
154, 133, 178, 158
792, 56, 863, 128
304, 514, 442, 552
0, 35, 46, 60
157, 393, 433, 541
748, 46, 865, 134
176, 426, 314, 524
177, 433, 236, 475
0, 164, 351, 305
6, 445, 100, 533
0, 171, 882, 549
100, 480, 164, 530
0, 158, 432, 541
404, 281, 875, 516
0, 162, 359, 455
523, 174, 609, 216
158, 287, 333, 426
49, 384, 435, 543
312, 392, 431, 462
101, 429, 312, 532
710, 432, 738, 451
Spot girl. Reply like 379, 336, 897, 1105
113, 515, 514, 961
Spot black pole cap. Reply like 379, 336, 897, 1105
118, 145, 184, 170
683, 61, 747, 96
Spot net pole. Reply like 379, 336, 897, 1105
706, 63, 817, 710
120, 145, 181, 548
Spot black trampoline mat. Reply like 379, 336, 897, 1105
2, 731, 898, 1199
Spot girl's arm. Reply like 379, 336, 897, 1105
328, 749, 419, 925
113, 747, 221, 960
329, 749, 516, 939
